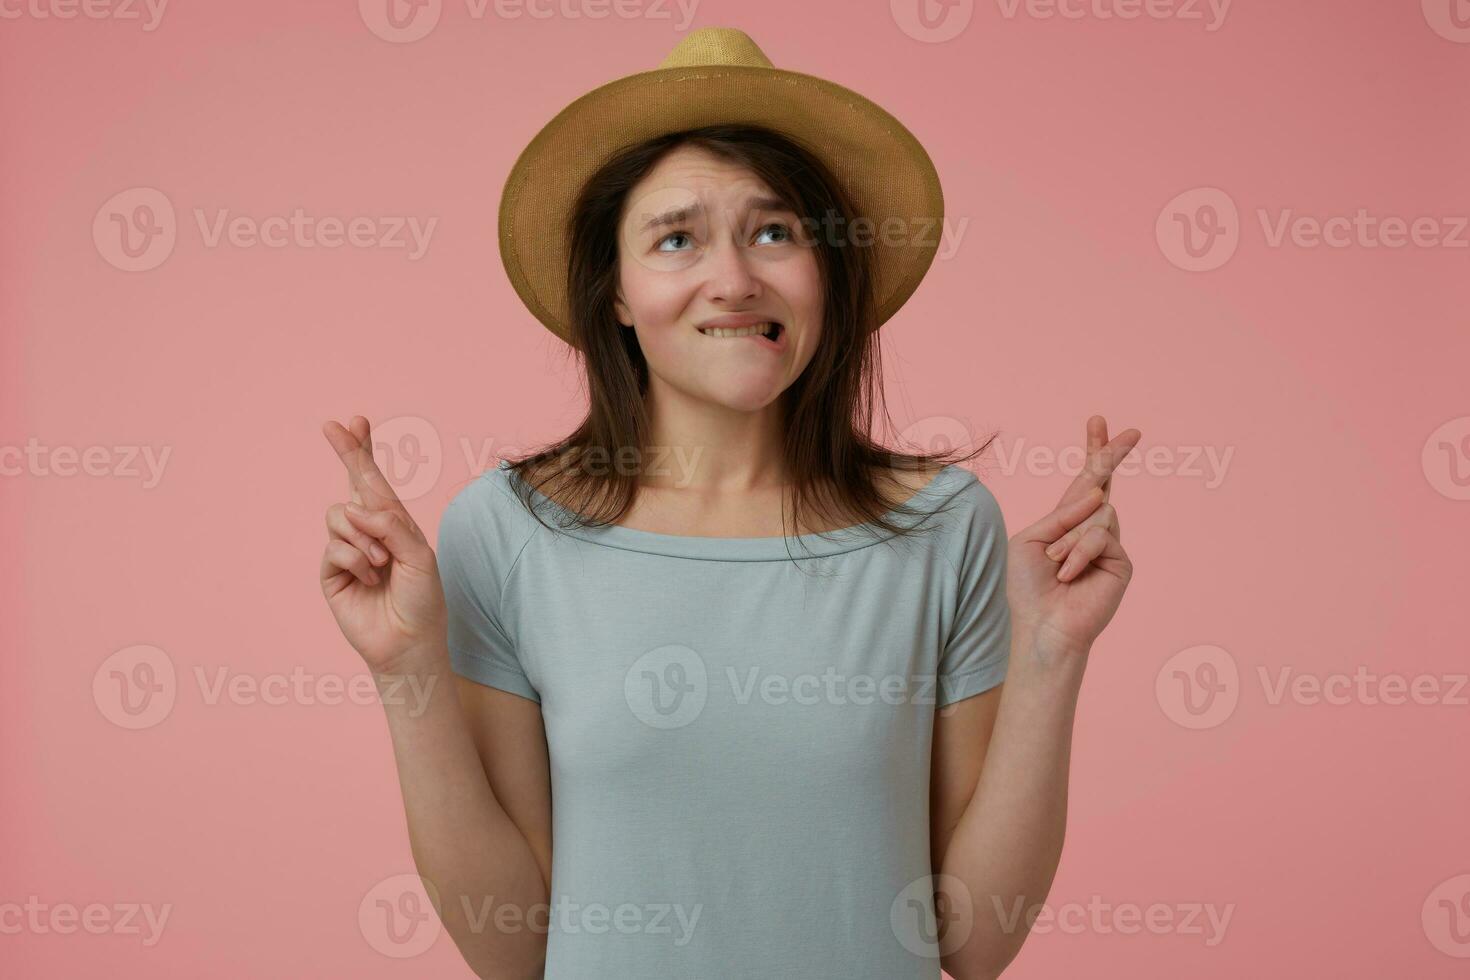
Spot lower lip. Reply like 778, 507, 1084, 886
698, 326, 786, 351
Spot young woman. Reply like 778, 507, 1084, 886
320, 27, 1138, 980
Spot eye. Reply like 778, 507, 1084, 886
755, 222, 793, 245
655, 230, 693, 252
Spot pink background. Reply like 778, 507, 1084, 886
4, 0, 1468, 976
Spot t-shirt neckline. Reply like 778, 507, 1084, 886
497, 459, 962, 562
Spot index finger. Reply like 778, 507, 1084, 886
322, 417, 405, 512
1092, 416, 1115, 503
1060, 416, 1141, 507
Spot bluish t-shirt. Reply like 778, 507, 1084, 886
435, 459, 1011, 978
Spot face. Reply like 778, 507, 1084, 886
612, 145, 823, 414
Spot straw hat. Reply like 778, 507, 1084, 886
497, 26, 945, 348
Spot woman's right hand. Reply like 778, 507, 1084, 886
319, 415, 447, 675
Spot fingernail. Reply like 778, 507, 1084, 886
1045, 542, 1063, 560
369, 543, 388, 563
346, 502, 369, 517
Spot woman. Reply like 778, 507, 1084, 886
320, 26, 1138, 980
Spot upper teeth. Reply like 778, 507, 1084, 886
700, 323, 776, 338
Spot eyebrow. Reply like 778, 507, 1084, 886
637, 196, 793, 233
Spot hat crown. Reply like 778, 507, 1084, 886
657, 27, 775, 70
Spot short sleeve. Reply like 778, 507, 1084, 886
936, 478, 1011, 706
435, 475, 541, 703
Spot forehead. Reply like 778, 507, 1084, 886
621, 145, 781, 226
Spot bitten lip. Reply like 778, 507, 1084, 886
696, 313, 784, 332
696, 314, 787, 352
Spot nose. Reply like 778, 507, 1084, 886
703, 215, 762, 305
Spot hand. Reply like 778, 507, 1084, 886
1006, 415, 1139, 658
319, 415, 447, 674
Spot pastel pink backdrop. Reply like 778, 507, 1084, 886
3, 1, 1467, 976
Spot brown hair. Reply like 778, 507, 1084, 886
501, 123, 994, 555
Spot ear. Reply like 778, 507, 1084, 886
613, 293, 633, 328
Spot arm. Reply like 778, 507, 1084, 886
319, 416, 552, 980
932, 633, 1085, 980
377, 643, 552, 980
931, 415, 1138, 978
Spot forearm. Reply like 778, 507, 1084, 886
375, 640, 548, 980
938, 627, 1087, 980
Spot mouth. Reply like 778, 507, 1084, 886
696, 321, 786, 349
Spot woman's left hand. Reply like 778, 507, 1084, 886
1006, 415, 1140, 659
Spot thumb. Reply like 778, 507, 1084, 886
344, 505, 434, 572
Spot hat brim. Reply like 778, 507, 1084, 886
498, 64, 944, 347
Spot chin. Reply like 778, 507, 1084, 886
700, 383, 787, 414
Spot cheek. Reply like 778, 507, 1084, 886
634, 321, 690, 368
620, 262, 693, 329
776, 250, 823, 313
777, 253, 824, 343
